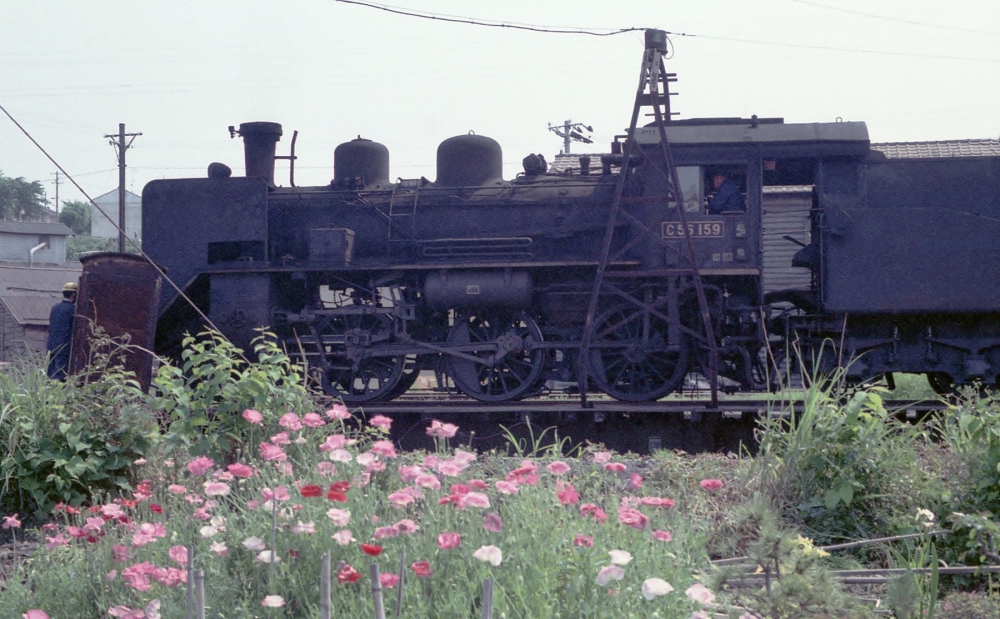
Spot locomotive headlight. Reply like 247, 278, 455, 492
735, 222, 747, 238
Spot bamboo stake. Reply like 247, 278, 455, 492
395, 547, 405, 618
185, 544, 195, 619
269, 498, 278, 586
195, 569, 205, 619
321, 552, 331, 619
371, 564, 386, 619
481, 578, 494, 619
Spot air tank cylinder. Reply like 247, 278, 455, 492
435, 134, 503, 187
424, 270, 533, 310
237, 121, 282, 186
334, 137, 390, 187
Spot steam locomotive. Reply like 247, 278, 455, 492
142, 30, 1000, 404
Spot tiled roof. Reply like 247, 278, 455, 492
871, 139, 1000, 159
0, 263, 82, 325
0, 221, 74, 236
549, 153, 605, 174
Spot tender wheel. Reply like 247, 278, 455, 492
588, 303, 688, 402
383, 355, 422, 399
311, 312, 404, 403
447, 311, 545, 402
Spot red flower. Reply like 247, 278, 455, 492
337, 564, 361, 584
329, 481, 351, 493
361, 544, 383, 557
299, 484, 323, 498
326, 490, 348, 502
149, 504, 163, 514
410, 560, 433, 578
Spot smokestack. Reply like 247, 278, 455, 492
232, 122, 282, 185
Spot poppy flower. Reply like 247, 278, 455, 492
699, 478, 723, 492
361, 543, 383, 556
299, 484, 323, 498
326, 490, 348, 502
596, 565, 625, 586
243, 409, 263, 425
411, 560, 433, 578
642, 578, 674, 600
437, 532, 461, 549
330, 480, 351, 493
261, 595, 285, 607
483, 513, 503, 532
369, 415, 393, 431
473, 545, 503, 566
426, 419, 458, 438
337, 564, 362, 584
379, 573, 400, 589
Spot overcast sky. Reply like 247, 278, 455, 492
1, 0, 998, 211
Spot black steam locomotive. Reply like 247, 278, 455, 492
142, 30, 1000, 404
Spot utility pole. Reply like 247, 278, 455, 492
547, 120, 593, 155
51, 171, 60, 214
105, 123, 141, 252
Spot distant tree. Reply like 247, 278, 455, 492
59, 200, 92, 235
66, 235, 116, 261
0, 170, 48, 221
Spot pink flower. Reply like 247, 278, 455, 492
398, 464, 424, 482
458, 492, 491, 510
326, 403, 351, 420
411, 560, 433, 578
292, 520, 317, 535
328, 448, 353, 462
333, 530, 355, 545
278, 413, 302, 431
301, 412, 326, 428
369, 414, 392, 431
629, 473, 643, 489
596, 565, 625, 586
388, 491, 415, 509
640, 496, 676, 508
22, 611, 49, 619
453, 450, 477, 465
642, 578, 674, 600
243, 536, 267, 551
256, 550, 280, 564
210, 541, 227, 556
259, 442, 287, 462
415, 474, 442, 490
644, 528, 670, 544
45, 534, 70, 548
580, 503, 608, 523
107, 606, 143, 619
609, 549, 633, 565
700, 478, 723, 492
495, 480, 520, 495
371, 440, 398, 459
186, 456, 215, 476
317, 461, 337, 477
327, 508, 351, 527
243, 409, 264, 425
592, 451, 613, 463
469, 478, 488, 490
438, 461, 466, 477
169, 545, 188, 566
617, 506, 648, 530
686, 583, 716, 605
604, 462, 626, 473
395, 519, 420, 534
379, 573, 400, 589
262, 486, 290, 502
547, 461, 571, 476
483, 513, 503, 532
426, 419, 458, 438
437, 532, 461, 549
269, 431, 291, 446
573, 534, 594, 547
261, 595, 285, 607
374, 525, 400, 539
337, 564, 361, 583
556, 482, 580, 506
203, 482, 231, 497
227, 463, 255, 478
167, 484, 187, 494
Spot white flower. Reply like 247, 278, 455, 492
596, 565, 625, 586
261, 595, 285, 607
685, 583, 715, 606
608, 550, 633, 565
255, 550, 280, 563
242, 536, 267, 551
641, 577, 674, 600
472, 544, 503, 566
199, 525, 219, 538
332, 530, 355, 545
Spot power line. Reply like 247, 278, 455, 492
334, 0, 646, 36
788, 0, 1000, 36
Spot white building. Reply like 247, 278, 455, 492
91, 188, 142, 241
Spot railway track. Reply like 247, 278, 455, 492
360, 390, 947, 455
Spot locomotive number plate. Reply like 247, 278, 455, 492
661, 221, 724, 238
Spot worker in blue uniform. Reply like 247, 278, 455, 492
46, 281, 78, 380
707, 172, 746, 214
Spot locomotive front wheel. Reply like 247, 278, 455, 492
446, 311, 545, 402
588, 303, 688, 402
314, 313, 405, 403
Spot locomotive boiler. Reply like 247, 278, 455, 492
142, 29, 1000, 404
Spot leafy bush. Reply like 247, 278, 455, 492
753, 367, 942, 544
0, 340, 157, 517
150, 330, 314, 460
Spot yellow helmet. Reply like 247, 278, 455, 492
62, 282, 79, 293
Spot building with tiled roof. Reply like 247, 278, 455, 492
871, 139, 1000, 160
